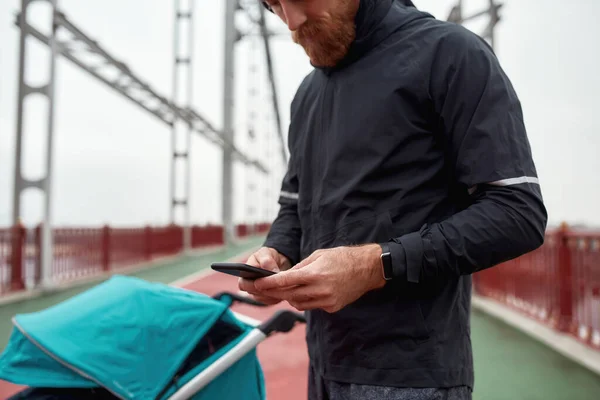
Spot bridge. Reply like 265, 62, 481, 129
0, 0, 599, 399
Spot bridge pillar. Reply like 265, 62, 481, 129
222, 0, 240, 245
12, 0, 60, 290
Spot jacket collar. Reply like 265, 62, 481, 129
315, 0, 414, 74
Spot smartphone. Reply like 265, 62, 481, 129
211, 262, 276, 280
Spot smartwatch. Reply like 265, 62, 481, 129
379, 242, 393, 281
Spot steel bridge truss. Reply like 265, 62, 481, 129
12, 0, 267, 287
447, 0, 503, 49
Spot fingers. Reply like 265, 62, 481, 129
284, 288, 337, 313
254, 251, 326, 290
240, 248, 281, 295
245, 253, 260, 268
254, 251, 327, 290
286, 288, 338, 313
289, 298, 330, 312
254, 269, 311, 290
240, 248, 326, 305
261, 284, 326, 303
239, 249, 283, 293
239, 276, 298, 295
238, 277, 257, 294
238, 278, 283, 306
249, 293, 282, 306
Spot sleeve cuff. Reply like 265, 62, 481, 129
390, 224, 429, 283
389, 240, 407, 280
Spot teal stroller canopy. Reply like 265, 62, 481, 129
0, 275, 304, 400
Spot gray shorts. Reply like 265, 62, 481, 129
308, 365, 472, 400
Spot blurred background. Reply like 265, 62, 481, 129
0, 0, 599, 399
1, 0, 599, 230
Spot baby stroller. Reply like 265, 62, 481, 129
0, 275, 305, 399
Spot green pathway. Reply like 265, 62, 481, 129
471, 308, 600, 399
0, 236, 265, 349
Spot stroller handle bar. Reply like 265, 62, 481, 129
213, 291, 270, 307
212, 291, 306, 335
259, 309, 306, 335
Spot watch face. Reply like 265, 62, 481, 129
381, 252, 393, 280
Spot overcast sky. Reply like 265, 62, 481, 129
0, 0, 598, 229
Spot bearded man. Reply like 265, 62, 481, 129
239, 1, 547, 399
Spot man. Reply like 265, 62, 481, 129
239, 0, 547, 399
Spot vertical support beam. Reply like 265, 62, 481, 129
101, 225, 110, 272
263, 114, 271, 222
12, 0, 28, 227
185, 2, 194, 251
13, 0, 59, 289
145, 225, 152, 260
42, 0, 59, 289
487, 0, 500, 50
246, 36, 259, 234
34, 224, 42, 285
222, 0, 237, 245
257, 3, 287, 166
171, 0, 194, 251
10, 223, 25, 291
557, 223, 574, 334
170, 0, 178, 225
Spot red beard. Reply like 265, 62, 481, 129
292, 1, 357, 67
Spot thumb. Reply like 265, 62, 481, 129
255, 250, 280, 272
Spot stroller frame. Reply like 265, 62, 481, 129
166, 292, 306, 400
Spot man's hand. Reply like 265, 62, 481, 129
251, 244, 386, 313
238, 247, 293, 305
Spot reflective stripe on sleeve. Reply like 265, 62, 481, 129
280, 191, 299, 200
469, 176, 540, 194
488, 176, 540, 186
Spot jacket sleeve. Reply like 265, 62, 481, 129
263, 151, 302, 266
387, 28, 548, 284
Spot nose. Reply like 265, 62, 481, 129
280, 2, 307, 31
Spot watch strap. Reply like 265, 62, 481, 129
379, 242, 393, 280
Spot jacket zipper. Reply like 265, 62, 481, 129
311, 76, 330, 219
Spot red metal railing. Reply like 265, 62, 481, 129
474, 225, 600, 350
2, 221, 599, 350
192, 225, 224, 248
1, 223, 270, 294
0, 225, 29, 294
0, 228, 15, 294
52, 227, 104, 282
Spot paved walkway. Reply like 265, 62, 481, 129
471, 308, 600, 399
0, 236, 599, 399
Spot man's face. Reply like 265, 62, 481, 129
263, 0, 360, 67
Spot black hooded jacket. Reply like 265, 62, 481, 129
263, 0, 547, 389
